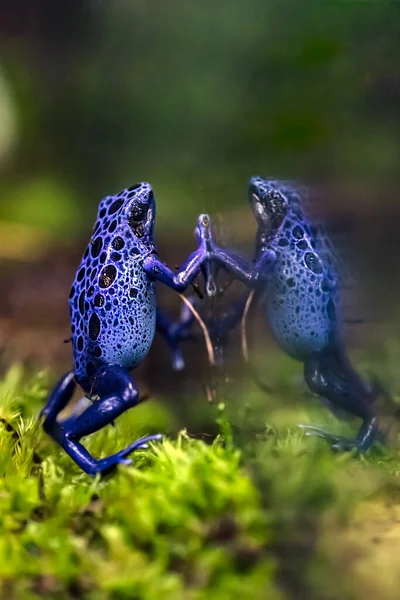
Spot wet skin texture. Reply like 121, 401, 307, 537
206, 177, 380, 452
41, 183, 211, 475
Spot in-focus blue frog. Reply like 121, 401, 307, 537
204, 176, 380, 451
41, 182, 211, 474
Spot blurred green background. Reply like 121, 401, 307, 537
1, 0, 400, 236
0, 0, 400, 378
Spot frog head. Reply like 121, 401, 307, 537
248, 177, 289, 235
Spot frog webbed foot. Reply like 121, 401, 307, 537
298, 417, 379, 453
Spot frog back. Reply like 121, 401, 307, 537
264, 215, 337, 360
69, 223, 156, 387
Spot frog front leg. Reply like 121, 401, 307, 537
198, 215, 277, 290
42, 365, 161, 475
143, 214, 214, 291
143, 216, 218, 368
300, 345, 379, 452
209, 249, 272, 288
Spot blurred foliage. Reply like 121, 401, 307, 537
1, 0, 400, 238
0, 365, 400, 598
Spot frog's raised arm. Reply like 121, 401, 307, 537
207, 246, 276, 289
143, 213, 213, 292
143, 251, 205, 292
195, 211, 277, 292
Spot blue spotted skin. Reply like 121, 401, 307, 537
69, 182, 157, 391
206, 177, 380, 452
250, 179, 337, 360
41, 183, 211, 475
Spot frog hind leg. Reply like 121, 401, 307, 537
40, 370, 76, 424
300, 345, 380, 452
42, 365, 161, 475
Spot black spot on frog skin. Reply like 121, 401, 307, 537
327, 298, 336, 321
93, 221, 101, 234
129, 288, 138, 298
69, 285, 75, 299
293, 225, 304, 239
86, 362, 96, 378
127, 183, 141, 192
88, 313, 101, 341
278, 237, 289, 247
87, 285, 94, 297
304, 252, 323, 274
99, 208, 106, 218
99, 252, 107, 264
287, 277, 295, 288
79, 290, 85, 316
112, 236, 125, 250
108, 199, 124, 215
77, 336, 84, 351
93, 345, 102, 358
321, 279, 331, 293
109, 220, 117, 233
297, 240, 308, 250
111, 252, 121, 262
83, 247, 89, 259
77, 267, 85, 282
91, 237, 103, 258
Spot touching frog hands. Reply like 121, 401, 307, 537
201, 176, 383, 453
41, 182, 212, 475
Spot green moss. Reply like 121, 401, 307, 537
0, 365, 399, 599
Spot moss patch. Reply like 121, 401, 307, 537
0, 365, 399, 599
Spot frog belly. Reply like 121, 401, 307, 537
100, 294, 156, 369
265, 288, 330, 360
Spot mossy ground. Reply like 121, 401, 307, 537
0, 352, 400, 600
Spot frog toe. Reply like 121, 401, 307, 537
298, 424, 342, 443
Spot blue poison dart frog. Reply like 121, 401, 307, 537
41, 183, 212, 475
203, 177, 381, 452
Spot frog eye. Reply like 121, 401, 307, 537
128, 203, 148, 238
264, 192, 287, 229
129, 204, 146, 223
